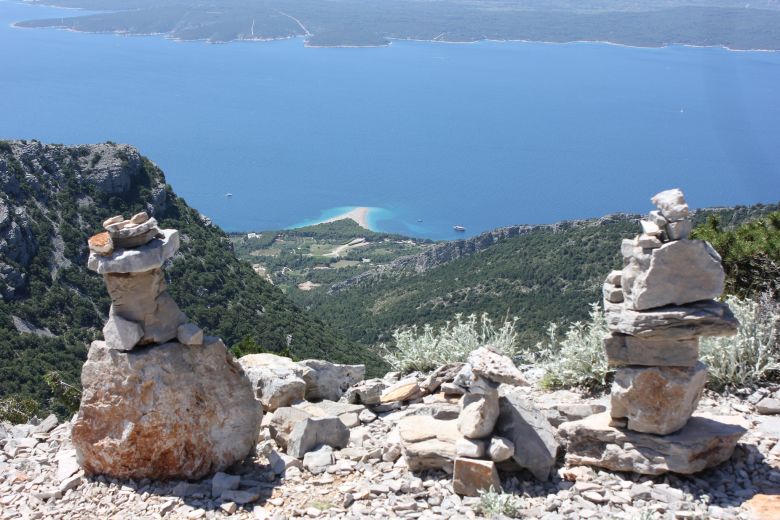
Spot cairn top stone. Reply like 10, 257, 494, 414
651, 188, 689, 221
87, 228, 179, 274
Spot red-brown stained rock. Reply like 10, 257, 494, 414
72, 338, 260, 480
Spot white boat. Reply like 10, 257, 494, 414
225, 193, 233, 197
453, 225, 465, 232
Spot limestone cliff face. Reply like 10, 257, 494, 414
0, 140, 168, 301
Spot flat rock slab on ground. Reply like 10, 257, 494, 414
559, 412, 747, 475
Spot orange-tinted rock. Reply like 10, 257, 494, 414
72, 338, 260, 480
87, 232, 113, 256
452, 458, 502, 496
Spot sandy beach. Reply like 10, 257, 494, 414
318, 207, 372, 229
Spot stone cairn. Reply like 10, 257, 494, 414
389, 347, 560, 497
560, 189, 748, 475
71, 211, 260, 480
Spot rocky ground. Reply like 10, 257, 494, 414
2, 374, 779, 520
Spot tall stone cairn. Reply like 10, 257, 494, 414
71, 212, 261, 480
560, 189, 748, 475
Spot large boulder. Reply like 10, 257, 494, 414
559, 412, 746, 475
296, 359, 365, 401
494, 388, 559, 481
71, 338, 261, 480
611, 362, 707, 435
239, 353, 310, 412
621, 240, 725, 311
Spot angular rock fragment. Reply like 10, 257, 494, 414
398, 415, 459, 472
559, 412, 746, 475
239, 353, 311, 411
286, 416, 350, 458
603, 333, 699, 367
455, 437, 485, 458
611, 362, 707, 435
102, 313, 143, 351
297, 359, 365, 402
88, 231, 113, 256
381, 378, 424, 403
458, 389, 499, 439
666, 219, 692, 240
452, 458, 502, 497
651, 188, 689, 221
343, 378, 387, 405
177, 323, 203, 346
622, 240, 725, 310
488, 436, 515, 462
466, 346, 526, 386
602, 282, 624, 303
494, 388, 559, 480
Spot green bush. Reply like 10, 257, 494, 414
535, 303, 610, 391
701, 294, 780, 390
381, 313, 519, 373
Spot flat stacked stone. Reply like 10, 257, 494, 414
561, 189, 746, 474
87, 212, 197, 350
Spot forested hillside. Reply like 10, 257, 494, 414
292, 204, 779, 347
0, 140, 382, 418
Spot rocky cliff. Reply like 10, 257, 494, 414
0, 139, 381, 417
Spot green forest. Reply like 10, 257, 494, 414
0, 141, 382, 420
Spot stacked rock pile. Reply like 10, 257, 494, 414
71, 212, 260, 480
394, 347, 560, 496
560, 189, 748, 475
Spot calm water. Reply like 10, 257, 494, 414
1, 1, 779, 239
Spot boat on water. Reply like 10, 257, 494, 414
225, 193, 233, 197
453, 225, 466, 232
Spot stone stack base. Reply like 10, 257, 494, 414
559, 412, 747, 475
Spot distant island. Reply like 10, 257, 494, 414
13, 0, 780, 50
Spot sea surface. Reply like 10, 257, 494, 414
1, 1, 779, 239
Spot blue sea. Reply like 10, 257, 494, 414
1, 1, 779, 239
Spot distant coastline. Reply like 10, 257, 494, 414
291, 207, 382, 231
9, 0, 780, 52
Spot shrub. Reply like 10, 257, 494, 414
536, 303, 611, 391
0, 394, 40, 424
381, 313, 519, 373
476, 487, 522, 518
701, 294, 780, 390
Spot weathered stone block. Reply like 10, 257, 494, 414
611, 362, 707, 435
603, 333, 699, 367
453, 458, 502, 497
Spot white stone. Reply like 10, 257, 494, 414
640, 220, 661, 236
651, 188, 690, 221
622, 240, 725, 310
455, 438, 485, 458
667, 219, 692, 240
102, 313, 143, 351
487, 436, 515, 462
